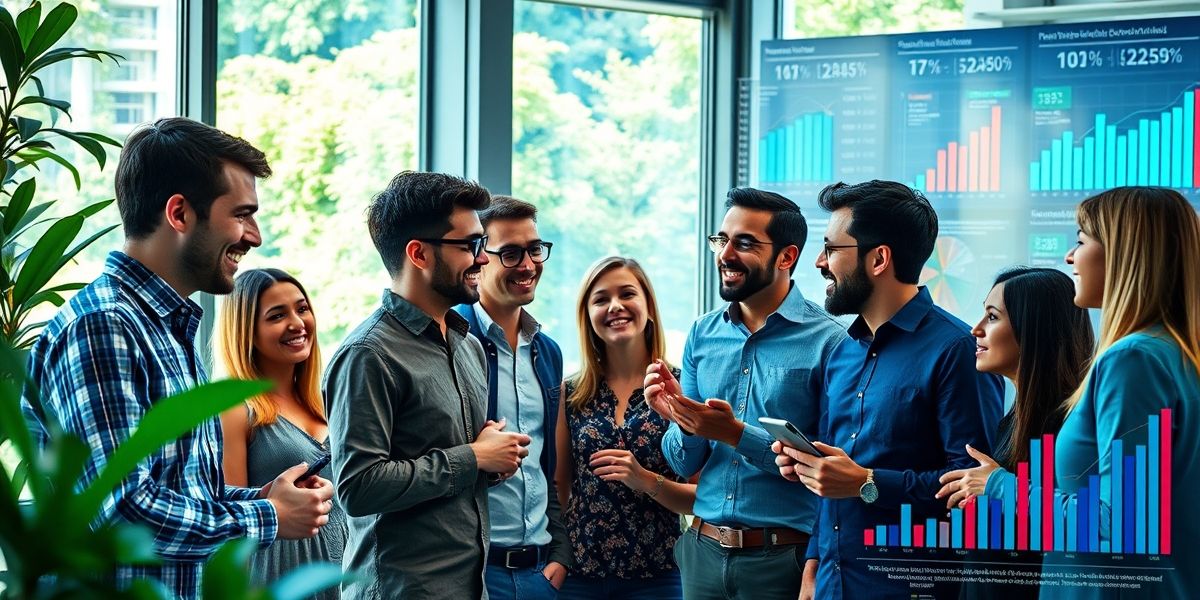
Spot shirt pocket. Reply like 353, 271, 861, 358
758, 366, 815, 417
873, 385, 924, 444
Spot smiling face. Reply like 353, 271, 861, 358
479, 217, 542, 310
430, 206, 489, 306
181, 162, 262, 294
971, 282, 1020, 380
1065, 228, 1105, 309
252, 281, 316, 369
715, 206, 779, 302
587, 266, 650, 350
816, 207, 874, 316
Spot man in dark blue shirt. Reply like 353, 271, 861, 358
773, 180, 1004, 599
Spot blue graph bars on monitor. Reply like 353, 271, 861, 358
759, 111, 834, 184
863, 409, 1173, 555
1030, 89, 1199, 191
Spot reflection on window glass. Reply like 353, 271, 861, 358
216, 0, 420, 347
513, 1, 702, 372
784, 0, 965, 38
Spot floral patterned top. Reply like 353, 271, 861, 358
563, 371, 685, 579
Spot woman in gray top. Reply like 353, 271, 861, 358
216, 268, 347, 597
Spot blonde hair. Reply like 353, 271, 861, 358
568, 257, 669, 411
215, 268, 326, 430
1065, 187, 1200, 411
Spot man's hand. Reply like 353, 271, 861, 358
543, 561, 567, 590
668, 396, 745, 447
779, 441, 869, 499
644, 359, 683, 423
771, 440, 803, 482
265, 462, 334, 539
936, 444, 999, 509
471, 418, 532, 477
799, 558, 817, 600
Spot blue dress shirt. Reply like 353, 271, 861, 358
809, 287, 1004, 599
662, 283, 846, 532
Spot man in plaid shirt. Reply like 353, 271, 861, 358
21, 118, 333, 598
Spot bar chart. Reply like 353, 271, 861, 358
913, 105, 1004, 193
759, 111, 835, 185
1029, 89, 1199, 192
864, 409, 1173, 555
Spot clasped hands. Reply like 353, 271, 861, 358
472, 417, 532, 480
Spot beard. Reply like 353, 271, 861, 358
431, 250, 481, 306
718, 258, 775, 303
823, 260, 873, 316
181, 222, 236, 295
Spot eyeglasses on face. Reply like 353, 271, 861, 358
822, 242, 862, 256
484, 242, 553, 268
415, 235, 489, 258
707, 235, 772, 253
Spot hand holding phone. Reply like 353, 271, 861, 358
296, 454, 332, 484
758, 417, 824, 457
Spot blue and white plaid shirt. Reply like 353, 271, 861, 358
21, 251, 278, 599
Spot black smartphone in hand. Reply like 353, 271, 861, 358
296, 454, 331, 484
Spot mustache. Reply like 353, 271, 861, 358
821, 268, 835, 281
719, 262, 747, 274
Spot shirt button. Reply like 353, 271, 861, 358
857, 392, 863, 398
742, 368, 750, 375
732, 460, 739, 466
850, 433, 857, 439
834, 525, 839, 531
726, 494, 733, 500
871, 352, 877, 357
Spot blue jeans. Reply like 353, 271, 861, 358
485, 560, 559, 600
558, 572, 682, 600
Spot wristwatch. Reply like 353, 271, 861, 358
859, 468, 879, 504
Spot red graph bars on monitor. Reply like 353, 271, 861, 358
922, 105, 1002, 193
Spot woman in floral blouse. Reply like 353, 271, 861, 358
555, 256, 697, 600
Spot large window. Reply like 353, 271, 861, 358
512, 2, 703, 371
216, 0, 421, 348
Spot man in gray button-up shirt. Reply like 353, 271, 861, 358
326, 171, 532, 599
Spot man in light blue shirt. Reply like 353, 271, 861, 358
645, 188, 846, 600
454, 196, 570, 599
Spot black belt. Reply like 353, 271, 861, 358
487, 544, 549, 569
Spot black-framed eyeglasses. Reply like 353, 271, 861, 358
415, 235, 489, 258
707, 235, 772, 253
822, 242, 863, 256
485, 242, 553, 268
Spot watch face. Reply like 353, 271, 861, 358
860, 482, 879, 504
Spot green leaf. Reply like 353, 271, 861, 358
3, 159, 15, 184
0, 342, 36, 477
16, 146, 79, 188
23, 2, 76, 63
74, 198, 115, 219
268, 563, 352, 600
51, 222, 119, 276
11, 213, 82, 306
14, 116, 42, 141
78, 131, 123, 148
109, 523, 160, 563
47, 128, 107, 169
14, 1, 39, 49
27, 47, 123, 76
0, 8, 24, 93
2, 177, 36, 234
6, 200, 55, 244
24, 290, 63, 308
10, 458, 29, 496
0, 455, 26, 543
202, 538, 256, 600
72, 380, 271, 522
14, 94, 72, 119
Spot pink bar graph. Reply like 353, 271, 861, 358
1018, 461, 1029, 551
968, 132, 980, 192
914, 524, 925, 548
990, 105, 1002, 186
915, 106, 1004, 193
1162, 408, 1172, 555
1043, 433, 1054, 551
865, 529, 875, 546
947, 142, 959, 192
980, 127, 992, 191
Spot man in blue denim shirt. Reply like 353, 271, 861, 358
645, 188, 846, 600
454, 196, 571, 598
773, 180, 1004, 599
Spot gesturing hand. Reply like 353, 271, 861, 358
936, 444, 999, 509
669, 397, 744, 447
589, 448, 653, 492
644, 360, 684, 423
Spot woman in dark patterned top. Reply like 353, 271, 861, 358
554, 257, 696, 600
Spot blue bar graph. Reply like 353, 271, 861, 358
901, 504, 912, 547
759, 112, 835, 185
951, 508, 963, 549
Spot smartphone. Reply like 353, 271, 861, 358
296, 454, 332, 484
758, 417, 824, 457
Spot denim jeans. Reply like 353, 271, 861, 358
673, 528, 805, 600
485, 560, 560, 600
557, 571, 682, 600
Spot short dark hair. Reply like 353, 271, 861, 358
115, 117, 271, 239
367, 171, 491, 275
816, 180, 937, 284
479, 195, 537, 229
725, 187, 807, 273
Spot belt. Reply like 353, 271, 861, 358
690, 517, 811, 549
487, 544, 549, 569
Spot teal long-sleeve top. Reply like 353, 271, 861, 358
984, 326, 1199, 598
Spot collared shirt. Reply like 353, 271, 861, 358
810, 287, 1004, 599
662, 283, 846, 532
475, 306, 551, 548
325, 291, 489, 600
21, 251, 277, 599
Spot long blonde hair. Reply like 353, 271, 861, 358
216, 268, 326, 429
568, 257, 669, 410
1065, 187, 1200, 411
